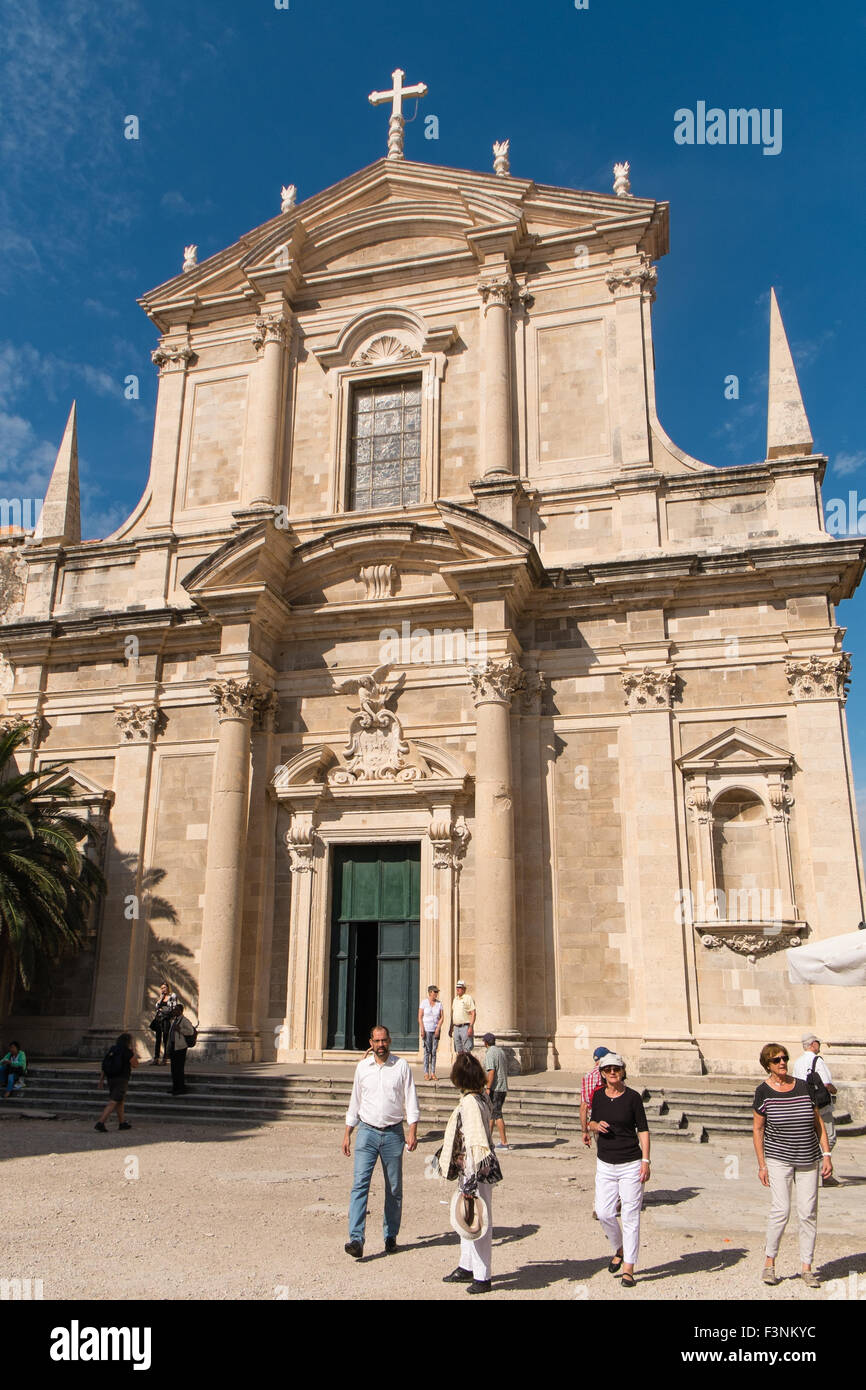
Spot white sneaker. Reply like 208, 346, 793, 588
495, 1143, 509, 1152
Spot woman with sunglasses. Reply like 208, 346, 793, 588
587, 1052, 650, 1288
753, 1043, 833, 1287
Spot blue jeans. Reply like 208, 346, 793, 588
423, 1031, 439, 1074
348, 1123, 405, 1245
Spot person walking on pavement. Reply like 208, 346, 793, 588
342, 1024, 420, 1259
95, 1032, 138, 1132
587, 1052, 651, 1288
449, 980, 476, 1054
166, 1003, 196, 1096
753, 1042, 833, 1287
792, 1033, 839, 1183
482, 1033, 509, 1151
419, 985, 443, 1080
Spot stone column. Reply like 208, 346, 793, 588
148, 336, 195, 531
621, 667, 703, 1075
478, 276, 515, 478
197, 678, 263, 1058
243, 309, 291, 507
786, 653, 866, 1075
280, 814, 319, 1062
469, 656, 525, 1061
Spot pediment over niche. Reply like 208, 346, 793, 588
35, 765, 115, 803
677, 727, 793, 775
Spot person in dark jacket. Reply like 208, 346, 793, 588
95, 1033, 138, 1132
167, 1005, 196, 1095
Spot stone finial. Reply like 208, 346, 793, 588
493, 140, 510, 176
613, 161, 631, 197
280, 184, 297, 213
766, 288, 813, 459
182, 244, 198, 272
30, 402, 80, 547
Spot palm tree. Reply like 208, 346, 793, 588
0, 724, 106, 1017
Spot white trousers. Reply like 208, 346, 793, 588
595, 1158, 644, 1265
765, 1160, 819, 1263
459, 1183, 493, 1281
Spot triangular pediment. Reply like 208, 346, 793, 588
139, 158, 668, 328
678, 726, 793, 773
35, 765, 115, 805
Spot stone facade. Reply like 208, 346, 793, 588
1, 155, 865, 1075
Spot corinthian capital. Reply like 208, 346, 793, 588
0, 713, 45, 748
151, 337, 197, 374
606, 256, 657, 299
469, 656, 525, 707
621, 666, 677, 711
114, 704, 163, 742
785, 654, 851, 704
252, 310, 292, 353
211, 678, 269, 722
477, 275, 516, 315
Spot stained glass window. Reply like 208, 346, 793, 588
348, 378, 422, 510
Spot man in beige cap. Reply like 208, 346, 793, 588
449, 980, 476, 1054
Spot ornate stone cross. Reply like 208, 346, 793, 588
368, 67, 428, 160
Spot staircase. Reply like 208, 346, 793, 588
10, 1067, 862, 1142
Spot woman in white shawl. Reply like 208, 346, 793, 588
438, 1051, 503, 1294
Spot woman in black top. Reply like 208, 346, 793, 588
587, 1052, 650, 1288
753, 1042, 832, 1287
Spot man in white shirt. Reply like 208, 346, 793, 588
342, 1024, 420, 1257
792, 1032, 838, 1170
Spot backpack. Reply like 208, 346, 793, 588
807, 1056, 832, 1110
185, 1021, 198, 1049
102, 1045, 127, 1079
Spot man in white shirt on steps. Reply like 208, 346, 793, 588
342, 1024, 420, 1258
792, 1032, 839, 1184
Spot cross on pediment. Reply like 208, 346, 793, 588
368, 67, 428, 161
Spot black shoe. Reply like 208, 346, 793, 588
344, 1240, 364, 1259
468, 1279, 492, 1294
442, 1267, 473, 1284
118, 1122, 132, 1130
94, 1122, 107, 1132
384, 1237, 398, 1253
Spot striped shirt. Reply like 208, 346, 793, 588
581, 1067, 602, 1107
753, 1078, 821, 1165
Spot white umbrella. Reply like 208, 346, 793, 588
786, 930, 866, 987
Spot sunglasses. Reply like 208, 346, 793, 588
769, 1055, 788, 1064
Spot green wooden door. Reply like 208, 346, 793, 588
327, 844, 420, 1052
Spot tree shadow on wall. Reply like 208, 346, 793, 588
138, 864, 198, 1018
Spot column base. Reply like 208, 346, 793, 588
195, 1027, 254, 1064
638, 1037, 705, 1076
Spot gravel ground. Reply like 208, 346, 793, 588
1, 1113, 864, 1301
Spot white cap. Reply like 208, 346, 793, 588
596, 1052, 625, 1070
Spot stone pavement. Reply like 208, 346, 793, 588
1, 1114, 864, 1301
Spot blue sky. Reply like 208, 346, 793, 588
2, 0, 865, 806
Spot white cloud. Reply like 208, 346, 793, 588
833, 451, 866, 478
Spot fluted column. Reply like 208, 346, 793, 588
198, 679, 265, 1056
478, 276, 515, 477
469, 656, 524, 1053
243, 309, 291, 507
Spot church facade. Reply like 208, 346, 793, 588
2, 141, 865, 1076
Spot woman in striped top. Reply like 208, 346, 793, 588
753, 1042, 833, 1288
